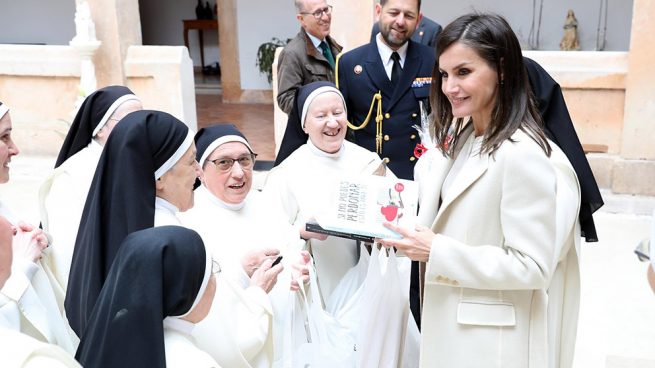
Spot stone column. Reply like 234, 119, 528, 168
621, 0, 655, 160
217, 0, 242, 103
85, 0, 142, 86
330, 0, 376, 51
70, 1, 101, 107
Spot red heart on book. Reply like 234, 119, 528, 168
380, 205, 399, 222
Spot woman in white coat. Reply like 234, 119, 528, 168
380, 13, 581, 368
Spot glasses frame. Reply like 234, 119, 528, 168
635, 239, 651, 262
211, 259, 222, 275
300, 5, 333, 20
209, 153, 258, 172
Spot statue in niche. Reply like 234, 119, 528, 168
195, 0, 203, 20
203, 1, 214, 20
560, 9, 580, 51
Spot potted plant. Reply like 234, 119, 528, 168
256, 37, 290, 84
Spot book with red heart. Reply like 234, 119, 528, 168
309, 175, 418, 241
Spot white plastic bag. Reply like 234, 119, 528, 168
288, 264, 357, 368
357, 246, 417, 368
326, 245, 369, 334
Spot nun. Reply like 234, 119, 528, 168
0, 216, 81, 368
40, 85, 142, 291
0, 102, 77, 354
75, 226, 219, 368
179, 124, 306, 368
65, 110, 200, 337
263, 81, 394, 303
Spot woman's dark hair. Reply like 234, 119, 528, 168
430, 13, 551, 157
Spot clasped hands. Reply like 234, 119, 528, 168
12, 221, 49, 264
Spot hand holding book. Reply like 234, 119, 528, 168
377, 222, 436, 263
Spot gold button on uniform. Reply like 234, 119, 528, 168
410, 134, 416, 140
384, 113, 391, 119
409, 157, 416, 162
411, 113, 418, 118
382, 157, 390, 164
383, 135, 390, 141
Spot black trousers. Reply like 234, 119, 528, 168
410, 260, 421, 329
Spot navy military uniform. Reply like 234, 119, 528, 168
336, 39, 435, 180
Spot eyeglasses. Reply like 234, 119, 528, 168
635, 239, 651, 262
209, 153, 258, 172
300, 5, 332, 20
211, 259, 222, 275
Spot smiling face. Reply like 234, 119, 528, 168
376, 0, 421, 49
438, 42, 499, 133
0, 113, 20, 184
201, 141, 253, 205
156, 143, 201, 212
303, 92, 347, 154
297, 0, 331, 39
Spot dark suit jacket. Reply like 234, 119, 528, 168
337, 40, 435, 179
370, 16, 442, 49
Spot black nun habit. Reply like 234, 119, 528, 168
65, 110, 194, 336
0, 101, 8, 120
273, 81, 337, 166
524, 57, 604, 242
75, 226, 211, 368
193, 123, 254, 189
55, 85, 140, 168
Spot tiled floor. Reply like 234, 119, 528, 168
194, 76, 276, 162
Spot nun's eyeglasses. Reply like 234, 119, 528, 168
211, 259, 222, 275
635, 239, 650, 262
209, 153, 258, 172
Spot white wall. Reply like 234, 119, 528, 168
421, 0, 632, 51
139, 0, 220, 67
236, 0, 298, 90
0, 0, 75, 45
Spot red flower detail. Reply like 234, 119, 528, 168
413, 143, 427, 158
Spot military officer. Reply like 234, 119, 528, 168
337, 0, 435, 180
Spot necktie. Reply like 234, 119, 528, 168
391, 51, 402, 85
319, 41, 335, 68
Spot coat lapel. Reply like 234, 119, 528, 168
364, 43, 394, 99
433, 150, 488, 228
416, 153, 453, 227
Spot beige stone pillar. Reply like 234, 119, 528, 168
330, 0, 376, 52
217, 0, 241, 103
86, 0, 142, 86
621, 0, 655, 160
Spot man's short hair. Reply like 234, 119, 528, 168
379, 0, 422, 11
294, 0, 304, 13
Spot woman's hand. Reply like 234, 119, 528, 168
299, 228, 328, 241
290, 250, 311, 291
241, 248, 280, 277
12, 222, 49, 264
378, 223, 436, 262
249, 258, 284, 293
